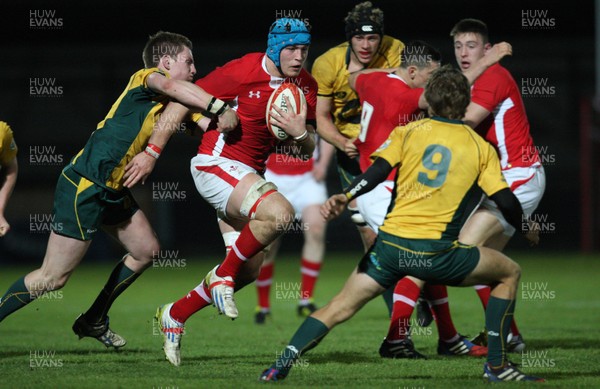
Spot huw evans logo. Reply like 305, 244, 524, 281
29, 10, 63, 29
29, 78, 63, 97
521, 10, 556, 29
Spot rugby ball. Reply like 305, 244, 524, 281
266, 83, 306, 140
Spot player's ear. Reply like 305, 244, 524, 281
483, 42, 492, 53
408, 66, 417, 80
159, 55, 172, 71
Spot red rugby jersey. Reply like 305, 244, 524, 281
354, 72, 424, 180
195, 53, 317, 174
471, 64, 539, 169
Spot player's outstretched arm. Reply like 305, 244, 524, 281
123, 102, 188, 188
489, 188, 539, 246
321, 194, 349, 220
146, 72, 238, 132
321, 157, 392, 220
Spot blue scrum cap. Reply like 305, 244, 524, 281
267, 18, 311, 67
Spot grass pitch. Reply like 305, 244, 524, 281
1, 251, 599, 388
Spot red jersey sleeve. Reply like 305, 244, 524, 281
304, 73, 318, 122
471, 64, 506, 112
195, 57, 248, 100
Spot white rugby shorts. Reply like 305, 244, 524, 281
480, 164, 546, 236
190, 154, 255, 218
356, 180, 395, 234
264, 169, 327, 219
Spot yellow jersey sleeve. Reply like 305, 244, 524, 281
0, 121, 18, 166
478, 139, 509, 196
312, 50, 338, 97
141, 68, 169, 89
371, 125, 407, 168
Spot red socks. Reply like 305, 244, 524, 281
386, 278, 420, 341
256, 262, 274, 310
170, 283, 212, 323
300, 258, 321, 304
475, 284, 491, 308
424, 284, 459, 342
216, 224, 264, 279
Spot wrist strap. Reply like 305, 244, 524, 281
207, 96, 228, 116
145, 143, 162, 159
293, 130, 309, 142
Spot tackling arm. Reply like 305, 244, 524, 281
489, 188, 539, 245
146, 73, 238, 132
461, 43, 513, 128
463, 42, 512, 85
321, 158, 393, 221
344, 157, 393, 200
123, 102, 189, 188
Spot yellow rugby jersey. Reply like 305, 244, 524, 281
373, 117, 508, 241
312, 36, 403, 139
71, 68, 170, 191
0, 121, 18, 166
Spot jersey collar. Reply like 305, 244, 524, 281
432, 116, 464, 125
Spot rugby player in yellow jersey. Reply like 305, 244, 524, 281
260, 65, 544, 383
312, 1, 403, 254
0, 121, 18, 237
0, 31, 238, 349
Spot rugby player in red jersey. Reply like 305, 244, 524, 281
452, 19, 546, 353
155, 18, 318, 366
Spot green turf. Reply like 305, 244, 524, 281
1, 252, 599, 388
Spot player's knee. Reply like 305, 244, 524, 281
279, 204, 296, 232
504, 260, 521, 286
130, 239, 161, 266
305, 219, 326, 240
511, 262, 522, 281
265, 197, 295, 232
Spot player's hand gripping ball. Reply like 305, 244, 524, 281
266, 83, 306, 140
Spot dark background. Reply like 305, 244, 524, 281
0, 0, 595, 263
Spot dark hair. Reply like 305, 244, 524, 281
344, 1, 384, 40
400, 40, 441, 69
449, 18, 489, 43
424, 65, 470, 120
142, 31, 192, 68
